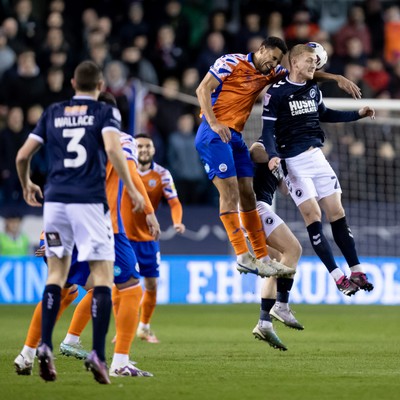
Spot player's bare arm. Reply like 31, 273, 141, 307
103, 130, 145, 212
314, 71, 362, 99
15, 137, 43, 207
359, 106, 375, 119
196, 72, 231, 143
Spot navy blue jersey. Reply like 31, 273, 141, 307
262, 76, 361, 159
252, 138, 279, 206
30, 95, 121, 203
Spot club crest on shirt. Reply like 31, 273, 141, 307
148, 179, 157, 187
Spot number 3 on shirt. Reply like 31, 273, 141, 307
63, 128, 87, 168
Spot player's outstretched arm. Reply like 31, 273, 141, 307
15, 137, 43, 207
103, 130, 145, 212
196, 73, 231, 143
314, 71, 362, 99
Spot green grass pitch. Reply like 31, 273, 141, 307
0, 304, 399, 400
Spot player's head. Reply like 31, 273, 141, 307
98, 91, 117, 106
288, 44, 317, 80
254, 36, 288, 75
71, 60, 104, 95
134, 133, 155, 165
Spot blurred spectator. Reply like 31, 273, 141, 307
12, 0, 42, 50
38, 27, 70, 71
0, 107, 28, 205
284, 8, 320, 47
204, 9, 234, 53
41, 66, 72, 108
364, 0, 385, 57
152, 77, 186, 152
89, 42, 111, 69
389, 60, 400, 99
322, 61, 374, 99
121, 45, 159, 85
180, 67, 200, 97
150, 24, 187, 82
26, 104, 48, 191
1, 17, 20, 53
363, 56, 390, 96
0, 214, 30, 256
246, 35, 264, 53
235, 11, 267, 53
167, 113, 208, 204
266, 11, 284, 38
334, 5, 372, 57
195, 31, 226, 78
0, 49, 46, 112
104, 60, 131, 130
384, 5, 400, 66
0, 29, 16, 79
138, 93, 165, 164
160, 0, 192, 50
119, 2, 149, 49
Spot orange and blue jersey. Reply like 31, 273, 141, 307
121, 162, 180, 242
206, 53, 287, 132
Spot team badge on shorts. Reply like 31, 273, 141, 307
219, 163, 227, 172
265, 217, 274, 225
295, 189, 303, 198
204, 164, 210, 173
114, 265, 122, 276
310, 88, 316, 98
45, 232, 62, 247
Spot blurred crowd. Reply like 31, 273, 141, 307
0, 0, 400, 213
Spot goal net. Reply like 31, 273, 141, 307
243, 99, 400, 257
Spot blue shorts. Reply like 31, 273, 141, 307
195, 120, 254, 181
114, 233, 140, 283
129, 240, 160, 278
40, 239, 90, 287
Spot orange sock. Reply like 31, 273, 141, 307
140, 289, 157, 325
24, 286, 79, 348
114, 284, 142, 355
240, 209, 268, 258
58, 286, 79, 318
67, 289, 93, 336
112, 285, 121, 319
24, 301, 42, 348
220, 211, 248, 256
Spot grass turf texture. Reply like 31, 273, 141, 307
0, 304, 399, 400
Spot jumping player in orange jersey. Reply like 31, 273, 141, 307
58, 92, 160, 377
120, 133, 185, 343
195, 36, 361, 280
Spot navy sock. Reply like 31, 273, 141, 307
41, 284, 61, 350
259, 298, 275, 321
331, 217, 360, 267
307, 221, 338, 273
92, 286, 112, 362
276, 277, 294, 303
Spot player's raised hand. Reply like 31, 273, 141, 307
337, 75, 362, 99
174, 223, 185, 234
359, 106, 375, 120
268, 156, 281, 172
128, 187, 145, 213
146, 213, 161, 240
210, 121, 231, 143
23, 181, 43, 207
